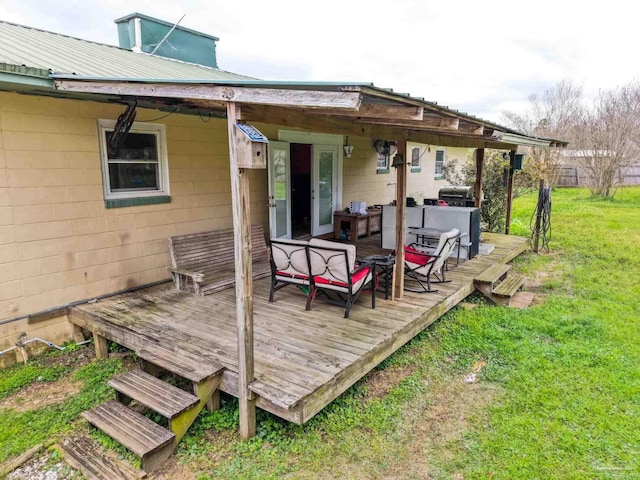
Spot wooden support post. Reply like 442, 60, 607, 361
474, 148, 485, 208
393, 141, 407, 299
227, 101, 257, 439
505, 149, 516, 235
93, 332, 108, 360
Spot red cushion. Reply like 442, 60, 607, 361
405, 245, 432, 266
313, 266, 371, 288
276, 270, 309, 280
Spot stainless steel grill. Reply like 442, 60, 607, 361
438, 186, 477, 207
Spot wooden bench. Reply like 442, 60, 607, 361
168, 225, 270, 296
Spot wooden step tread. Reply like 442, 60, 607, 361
493, 272, 525, 297
474, 263, 511, 284
82, 400, 175, 458
137, 345, 223, 384
108, 370, 199, 419
58, 436, 144, 480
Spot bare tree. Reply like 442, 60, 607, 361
502, 81, 583, 186
572, 83, 640, 197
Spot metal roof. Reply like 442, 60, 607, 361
0, 19, 250, 80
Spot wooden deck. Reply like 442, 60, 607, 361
70, 233, 528, 425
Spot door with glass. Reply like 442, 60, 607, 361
268, 141, 291, 239
312, 144, 339, 236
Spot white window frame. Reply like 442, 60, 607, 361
98, 119, 170, 200
435, 148, 445, 178
411, 146, 422, 172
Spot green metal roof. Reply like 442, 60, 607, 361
0, 19, 250, 80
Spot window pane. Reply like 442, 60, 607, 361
106, 132, 158, 161
109, 163, 159, 191
411, 147, 420, 167
319, 152, 334, 226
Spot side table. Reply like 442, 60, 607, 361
359, 254, 395, 300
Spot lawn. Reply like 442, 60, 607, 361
1, 187, 638, 479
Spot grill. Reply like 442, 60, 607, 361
438, 186, 477, 207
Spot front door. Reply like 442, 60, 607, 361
312, 144, 339, 236
268, 141, 291, 239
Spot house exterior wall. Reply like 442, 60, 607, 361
0, 91, 471, 364
0, 92, 268, 330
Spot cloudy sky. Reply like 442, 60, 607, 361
1, 0, 637, 123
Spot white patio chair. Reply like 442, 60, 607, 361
403, 228, 460, 293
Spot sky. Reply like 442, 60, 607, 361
0, 0, 637, 124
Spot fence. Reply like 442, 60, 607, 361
551, 164, 640, 187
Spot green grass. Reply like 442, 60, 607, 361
0, 353, 124, 464
1, 187, 639, 479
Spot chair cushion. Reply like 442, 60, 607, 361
405, 245, 432, 266
270, 239, 310, 277
308, 238, 356, 285
313, 266, 373, 293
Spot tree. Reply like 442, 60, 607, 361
442, 151, 510, 232
502, 81, 583, 186
571, 83, 640, 197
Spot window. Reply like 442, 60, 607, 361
98, 120, 170, 207
435, 149, 445, 177
411, 146, 421, 172
376, 153, 390, 174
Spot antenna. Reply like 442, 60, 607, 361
150, 14, 186, 56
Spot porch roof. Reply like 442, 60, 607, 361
48, 76, 567, 150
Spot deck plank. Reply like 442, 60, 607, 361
72, 233, 528, 425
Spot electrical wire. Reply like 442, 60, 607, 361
139, 109, 178, 122
529, 187, 552, 252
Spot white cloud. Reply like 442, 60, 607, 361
1, 0, 638, 123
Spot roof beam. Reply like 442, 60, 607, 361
305, 104, 424, 120
241, 104, 515, 149
53, 80, 363, 109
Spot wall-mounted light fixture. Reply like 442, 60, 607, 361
343, 136, 354, 158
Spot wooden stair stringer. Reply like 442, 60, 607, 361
169, 370, 223, 444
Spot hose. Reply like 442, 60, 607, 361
530, 187, 552, 252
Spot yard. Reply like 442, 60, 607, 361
1, 187, 639, 479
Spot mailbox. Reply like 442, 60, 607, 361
234, 124, 268, 169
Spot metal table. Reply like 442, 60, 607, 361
358, 255, 395, 300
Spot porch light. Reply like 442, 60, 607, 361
343, 136, 353, 158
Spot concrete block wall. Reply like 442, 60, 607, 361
0, 92, 268, 334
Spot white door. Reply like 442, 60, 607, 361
312, 144, 339, 236
268, 141, 291, 239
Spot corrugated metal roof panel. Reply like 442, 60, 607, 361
0, 19, 250, 80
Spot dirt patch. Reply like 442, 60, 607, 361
362, 363, 417, 402
42, 347, 95, 369
383, 373, 501, 479
0, 375, 83, 412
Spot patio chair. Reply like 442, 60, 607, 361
269, 239, 313, 310
308, 238, 375, 318
403, 228, 460, 293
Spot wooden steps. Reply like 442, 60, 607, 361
58, 436, 145, 480
137, 344, 223, 384
108, 369, 199, 419
473, 263, 527, 307
82, 400, 175, 472
80, 364, 223, 473
474, 263, 511, 286
492, 272, 525, 297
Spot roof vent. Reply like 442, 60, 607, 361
114, 13, 218, 68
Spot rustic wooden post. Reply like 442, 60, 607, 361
474, 148, 485, 208
504, 149, 516, 235
226, 102, 256, 439
393, 141, 407, 299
